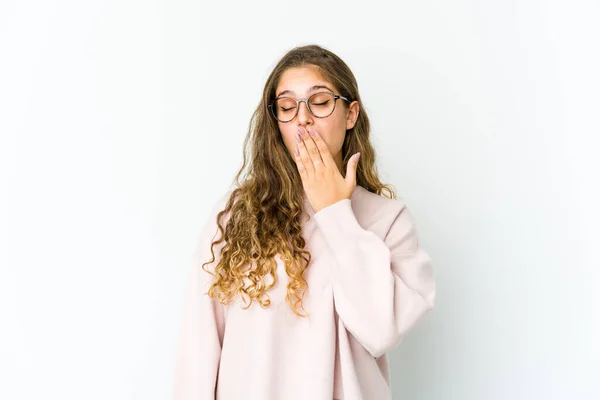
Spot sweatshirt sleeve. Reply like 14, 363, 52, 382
313, 198, 436, 358
172, 196, 229, 400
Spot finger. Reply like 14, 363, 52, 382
307, 128, 333, 169
345, 152, 360, 187
295, 131, 314, 178
293, 144, 308, 180
298, 127, 323, 170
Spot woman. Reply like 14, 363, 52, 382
173, 44, 436, 400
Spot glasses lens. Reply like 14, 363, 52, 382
274, 98, 297, 122
308, 93, 335, 118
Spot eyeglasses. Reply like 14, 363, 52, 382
268, 91, 351, 123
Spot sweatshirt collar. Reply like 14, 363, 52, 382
302, 185, 362, 216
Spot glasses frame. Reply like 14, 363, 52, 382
268, 91, 351, 123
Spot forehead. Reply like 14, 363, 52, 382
275, 66, 336, 97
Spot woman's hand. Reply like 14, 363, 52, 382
293, 125, 361, 213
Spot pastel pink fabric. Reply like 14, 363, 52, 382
173, 185, 436, 400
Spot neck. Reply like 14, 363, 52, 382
334, 151, 343, 175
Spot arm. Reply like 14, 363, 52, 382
313, 198, 436, 358
173, 197, 229, 400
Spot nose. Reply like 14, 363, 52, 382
296, 100, 312, 126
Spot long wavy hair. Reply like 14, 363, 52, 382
201, 44, 397, 317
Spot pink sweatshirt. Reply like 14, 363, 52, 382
173, 185, 436, 400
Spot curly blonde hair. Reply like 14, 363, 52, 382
202, 44, 397, 317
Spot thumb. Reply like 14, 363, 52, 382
345, 152, 360, 187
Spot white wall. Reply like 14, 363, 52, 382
2, 0, 598, 399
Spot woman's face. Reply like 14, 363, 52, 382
274, 66, 359, 173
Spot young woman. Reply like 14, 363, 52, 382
173, 44, 436, 400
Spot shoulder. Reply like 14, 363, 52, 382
353, 185, 407, 218
197, 189, 235, 241
207, 188, 236, 222
352, 185, 414, 237
214, 189, 234, 213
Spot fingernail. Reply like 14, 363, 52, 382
298, 126, 306, 135
308, 128, 315, 136
294, 146, 299, 156
295, 132, 301, 142
355, 152, 361, 162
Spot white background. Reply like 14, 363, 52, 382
2, 0, 599, 399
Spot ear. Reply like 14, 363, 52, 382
345, 100, 360, 130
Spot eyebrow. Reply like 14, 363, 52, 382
276, 84, 334, 98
